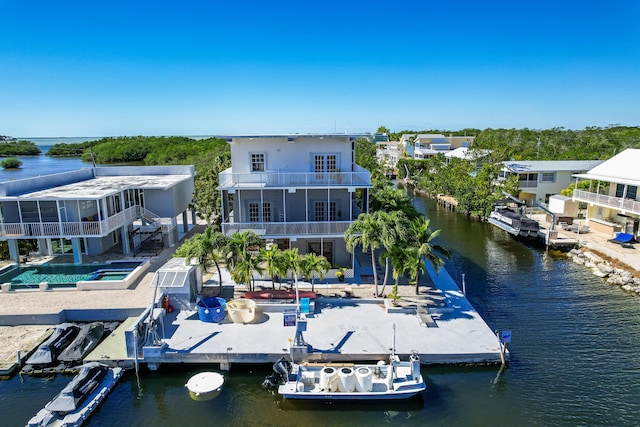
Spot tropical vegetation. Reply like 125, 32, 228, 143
46, 136, 231, 225
0, 140, 41, 156
1, 157, 23, 169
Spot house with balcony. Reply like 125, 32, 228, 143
572, 148, 640, 237
399, 133, 475, 159
497, 160, 603, 205
0, 166, 196, 263
218, 134, 371, 267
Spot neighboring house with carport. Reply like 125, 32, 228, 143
572, 148, 640, 238
498, 160, 603, 205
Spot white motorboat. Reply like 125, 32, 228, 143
265, 351, 425, 400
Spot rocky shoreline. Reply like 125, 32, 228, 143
567, 248, 640, 293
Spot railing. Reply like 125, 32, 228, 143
573, 190, 640, 214
0, 205, 141, 238
219, 166, 371, 188
518, 180, 538, 188
221, 221, 352, 237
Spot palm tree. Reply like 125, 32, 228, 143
409, 216, 451, 295
261, 244, 286, 290
300, 252, 331, 293
231, 251, 264, 292
281, 248, 303, 308
226, 230, 264, 269
386, 245, 411, 292
378, 211, 411, 297
346, 210, 411, 297
404, 247, 426, 293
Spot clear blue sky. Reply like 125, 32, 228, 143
1, 0, 639, 137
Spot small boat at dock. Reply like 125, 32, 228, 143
27, 362, 123, 427
264, 351, 425, 400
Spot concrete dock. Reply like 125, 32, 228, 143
0, 222, 505, 372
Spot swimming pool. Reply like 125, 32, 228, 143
0, 261, 145, 290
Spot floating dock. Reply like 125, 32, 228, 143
27, 366, 123, 427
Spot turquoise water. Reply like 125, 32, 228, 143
0, 262, 142, 287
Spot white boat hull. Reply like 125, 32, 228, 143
276, 357, 425, 401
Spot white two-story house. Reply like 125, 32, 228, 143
218, 134, 371, 267
498, 160, 603, 205
0, 166, 196, 263
572, 148, 640, 237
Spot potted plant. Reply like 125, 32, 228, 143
335, 266, 346, 282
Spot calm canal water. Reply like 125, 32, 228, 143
2, 154, 640, 426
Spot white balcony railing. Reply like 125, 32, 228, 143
0, 205, 141, 238
222, 221, 352, 237
219, 166, 371, 189
573, 190, 640, 214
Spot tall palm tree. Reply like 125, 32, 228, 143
281, 248, 303, 308
300, 252, 331, 293
345, 211, 389, 297
409, 216, 451, 295
345, 211, 410, 297
378, 211, 412, 296
261, 244, 286, 290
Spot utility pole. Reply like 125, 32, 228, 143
537, 136, 541, 159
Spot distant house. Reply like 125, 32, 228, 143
376, 140, 400, 170
217, 134, 372, 267
399, 133, 475, 160
497, 160, 603, 205
572, 148, 640, 237
0, 166, 196, 263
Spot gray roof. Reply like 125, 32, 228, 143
502, 160, 604, 173
15, 174, 192, 200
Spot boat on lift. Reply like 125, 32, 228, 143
488, 193, 540, 238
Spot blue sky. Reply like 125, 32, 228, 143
1, 0, 639, 137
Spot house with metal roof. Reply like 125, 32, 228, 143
217, 134, 371, 269
498, 160, 603, 205
572, 148, 640, 237
0, 166, 196, 263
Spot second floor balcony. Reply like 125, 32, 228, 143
0, 205, 142, 239
221, 220, 352, 238
218, 165, 371, 190
573, 189, 640, 215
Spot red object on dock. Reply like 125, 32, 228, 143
243, 290, 316, 300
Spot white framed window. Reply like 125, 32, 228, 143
248, 201, 271, 222
251, 153, 265, 172
541, 172, 555, 183
249, 202, 260, 222
314, 201, 337, 221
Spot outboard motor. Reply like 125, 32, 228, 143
262, 357, 292, 388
